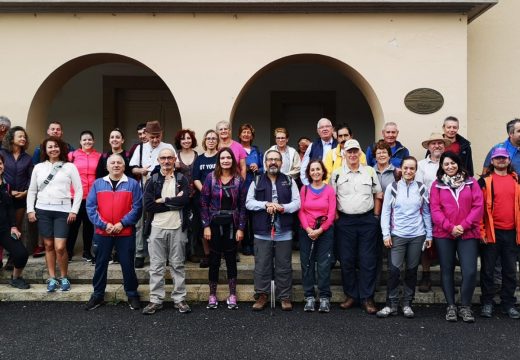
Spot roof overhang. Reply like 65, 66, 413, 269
0, 0, 497, 23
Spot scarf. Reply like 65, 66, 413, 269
441, 173, 466, 190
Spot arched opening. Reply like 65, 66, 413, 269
231, 54, 383, 153
27, 53, 181, 152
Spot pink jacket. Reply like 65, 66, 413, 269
298, 184, 336, 231
429, 178, 483, 240
68, 149, 102, 200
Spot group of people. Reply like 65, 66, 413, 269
0, 114, 519, 323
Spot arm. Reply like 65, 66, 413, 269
31, 147, 40, 165
69, 164, 83, 214
257, 147, 264, 174
323, 150, 333, 183
95, 156, 106, 179
281, 179, 301, 214
288, 149, 301, 179
422, 199, 433, 241
429, 183, 455, 233
245, 181, 267, 211
120, 181, 143, 227
321, 186, 337, 231
460, 179, 484, 232
86, 182, 107, 230
26, 165, 38, 214
237, 178, 248, 231
380, 186, 393, 239
164, 175, 190, 209
299, 144, 312, 186
239, 158, 247, 180
200, 174, 212, 228
297, 186, 310, 230
365, 145, 375, 167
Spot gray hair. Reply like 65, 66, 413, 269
106, 153, 126, 166
383, 121, 398, 131
316, 118, 332, 129
0, 116, 11, 129
264, 149, 282, 162
216, 120, 231, 131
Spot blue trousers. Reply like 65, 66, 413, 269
92, 233, 139, 299
299, 227, 333, 298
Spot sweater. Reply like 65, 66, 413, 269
298, 184, 336, 231
68, 149, 102, 200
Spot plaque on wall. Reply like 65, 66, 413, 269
404, 88, 444, 115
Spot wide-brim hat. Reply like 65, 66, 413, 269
421, 132, 452, 149
145, 120, 162, 134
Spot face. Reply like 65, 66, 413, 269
375, 148, 390, 166
148, 133, 162, 148
309, 162, 324, 182
180, 133, 192, 149
137, 128, 148, 143
80, 134, 94, 151
428, 140, 445, 158
491, 156, 511, 171
217, 124, 230, 140
109, 130, 124, 150
265, 152, 282, 175
337, 128, 352, 148
382, 125, 398, 145
509, 123, 520, 147
205, 132, 218, 151
219, 150, 233, 170
47, 123, 63, 138
0, 158, 4, 175
442, 157, 459, 177
107, 156, 125, 177
158, 150, 175, 172
317, 119, 333, 141
346, 148, 360, 167
46, 140, 60, 159
298, 138, 310, 153
275, 132, 288, 148
401, 159, 417, 181
13, 130, 27, 148
239, 128, 253, 144
443, 120, 459, 139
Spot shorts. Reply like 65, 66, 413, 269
13, 198, 26, 210
36, 209, 70, 239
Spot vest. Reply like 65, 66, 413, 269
309, 138, 338, 161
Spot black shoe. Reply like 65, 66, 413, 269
82, 252, 93, 262
199, 257, 209, 268
135, 257, 145, 269
9, 276, 30, 289
85, 296, 104, 311
128, 297, 141, 310
502, 307, 520, 319
480, 304, 493, 318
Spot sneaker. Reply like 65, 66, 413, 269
128, 297, 141, 310
480, 303, 493, 318
458, 306, 475, 323
318, 298, 331, 313
9, 276, 30, 289
502, 307, 520, 319
227, 294, 238, 310
304, 297, 316, 312
377, 305, 398, 318
445, 305, 458, 322
46, 278, 60, 292
33, 245, 46, 258
142, 302, 163, 315
402, 305, 415, 318
85, 296, 104, 311
60, 277, 71, 291
82, 253, 93, 262
134, 257, 145, 268
207, 295, 218, 309
175, 301, 192, 313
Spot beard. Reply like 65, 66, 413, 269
268, 166, 279, 175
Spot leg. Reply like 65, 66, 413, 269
479, 242, 498, 306
0, 230, 29, 277
221, 225, 238, 281
456, 238, 479, 306
403, 236, 425, 306
299, 227, 316, 298
253, 238, 273, 296
92, 235, 113, 299
54, 239, 69, 277
66, 200, 85, 259
169, 228, 188, 303
435, 238, 457, 305
115, 234, 139, 299
315, 227, 334, 299
147, 227, 168, 303
80, 202, 94, 257
274, 239, 293, 300
386, 236, 408, 306
208, 224, 223, 284
357, 215, 378, 301
496, 229, 519, 309
43, 238, 56, 278
134, 211, 147, 259
337, 215, 359, 300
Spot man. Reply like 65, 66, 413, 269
415, 132, 451, 292
300, 118, 337, 186
0, 115, 11, 146
332, 139, 383, 314
129, 120, 175, 268
441, 116, 474, 176
215, 120, 247, 179
479, 147, 520, 319
128, 122, 148, 159
85, 153, 143, 311
365, 122, 409, 168
323, 123, 366, 182
484, 118, 520, 173
246, 149, 300, 311
141, 148, 191, 314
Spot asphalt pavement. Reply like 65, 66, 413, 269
0, 301, 518, 360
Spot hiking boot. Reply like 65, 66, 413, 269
142, 302, 163, 315
339, 296, 355, 310
304, 297, 316, 312
134, 257, 145, 268
175, 301, 192, 313
207, 295, 218, 309
128, 297, 141, 310
318, 298, 331, 313
418, 275, 431, 293
281, 299, 293, 311
362, 299, 378, 315
226, 294, 238, 310
85, 296, 104, 311
480, 304, 493, 318
458, 306, 475, 323
46, 278, 60, 292
377, 305, 398, 318
445, 305, 458, 322
252, 293, 268, 311
502, 307, 520, 319
59, 277, 71, 291
9, 276, 30, 290
402, 305, 415, 319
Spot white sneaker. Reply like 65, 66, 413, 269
402, 305, 415, 318
376, 306, 398, 318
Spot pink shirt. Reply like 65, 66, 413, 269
298, 184, 336, 231
228, 140, 247, 163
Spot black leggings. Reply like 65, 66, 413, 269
208, 223, 237, 283
66, 200, 94, 257
0, 229, 29, 269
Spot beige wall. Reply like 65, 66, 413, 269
469, 0, 520, 172
0, 12, 468, 159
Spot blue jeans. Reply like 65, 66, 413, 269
299, 227, 333, 298
92, 233, 139, 300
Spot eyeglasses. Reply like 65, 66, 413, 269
159, 156, 175, 161
318, 125, 332, 130
266, 158, 282, 163
275, 137, 287, 140
206, 137, 218, 141
218, 128, 229, 131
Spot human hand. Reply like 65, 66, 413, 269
28, 212, 37, 223
203, 227, 211, 241
67, 213, 77, 224
383, 237, 393, 248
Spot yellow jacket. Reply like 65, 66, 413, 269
324, 144, 367, 183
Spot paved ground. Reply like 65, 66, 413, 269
1, 301, 519, 359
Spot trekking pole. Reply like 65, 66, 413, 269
270, 212, 276, 316
304, 216, 328, 279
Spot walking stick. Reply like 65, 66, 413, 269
304, 216, 328, 280
270, 212, 276, 315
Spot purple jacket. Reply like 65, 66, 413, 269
0, 149, 33, 192
429, 178, 483, 240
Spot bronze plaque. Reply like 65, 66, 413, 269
404, 88, 444, 115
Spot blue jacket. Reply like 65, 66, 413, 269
0, 149, 33, 192
484, 138, 520, 174
366, 140, 409, 168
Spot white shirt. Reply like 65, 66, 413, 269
416, 156, 440, 193
129, 141, 175, 177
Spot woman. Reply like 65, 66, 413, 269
0, 126, 33, 268
200, 147, 246, 310
215, 120, 247, 179
27, 137, 82, 292
377, 156, 432, 318
66, 130, 101, 262
430, 151, 483, 323
373, 140, 398, 193
297, 137, 311, 162
95, 128, 133, 179
266, 127, 300, 180
298, 160, 336, 313
174, 129, 198, 262
0, 153, 30, 289
238, 123, 263, 256
193, 130, 218, 268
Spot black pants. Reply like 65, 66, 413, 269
208, 223, 237, 283
0, 229, 28, 269
66, 200, 94, 258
